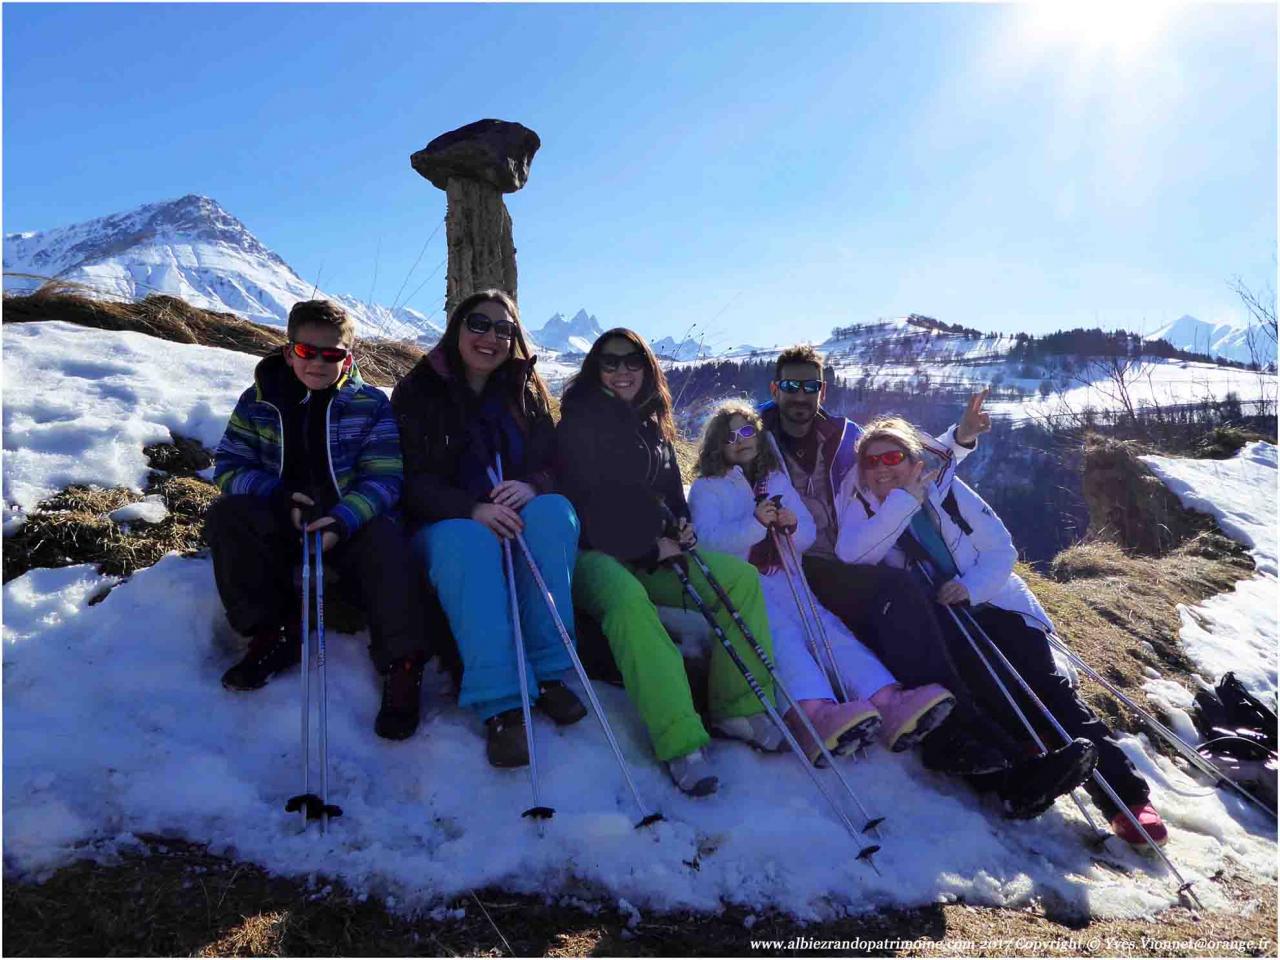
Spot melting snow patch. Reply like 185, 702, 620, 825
108, 495, 169, 526
1142, 442, 1278, 698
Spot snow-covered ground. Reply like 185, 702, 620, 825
993, 361, 1276, 425
2, 322, 260, 519
1142, 443, 1278, 700
3, 322, 1276, 920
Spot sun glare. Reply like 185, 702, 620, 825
1018, 1, 1177, 62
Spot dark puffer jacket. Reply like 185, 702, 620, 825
391, 346, 556, 528
555, 387, 689, 557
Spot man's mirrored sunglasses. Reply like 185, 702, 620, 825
599, 352, 647, 373
290, 341, 350, 363
776, 378, 823, 394
464, 313, 517, 340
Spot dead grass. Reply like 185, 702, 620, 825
3, 836, 1273, 957
2, 281, 424, 387
1028, 532, 1255, 738
2, 474, 219, 582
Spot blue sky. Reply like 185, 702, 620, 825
3, 2, 1275, 348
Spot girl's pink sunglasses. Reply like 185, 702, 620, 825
863, 449, 908, 468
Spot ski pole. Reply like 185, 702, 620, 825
769, 526, 846, 699
285, 522, 343, 831
913, 561, 1201, 905
779, 532, 850, 703
297, 526, 312, 831
661, 552, 881, 871
959, 602, 1202, 908
315, 531, 331, 835
909, 560, 1104, 837
672, 533, 886, 836
484, 467, 662, 829
493, 457, 554, 824
1043, 633, 1277, 822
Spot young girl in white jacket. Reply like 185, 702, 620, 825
833, 415, 1164, 840
689, 401, 955, 764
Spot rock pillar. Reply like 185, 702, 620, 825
410, 119, 541, 321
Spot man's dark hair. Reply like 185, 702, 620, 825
773, 343, 825, 382
287, 299, 355, 344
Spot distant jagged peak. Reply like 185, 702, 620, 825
532, 308, 604, 352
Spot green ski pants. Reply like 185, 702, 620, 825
572, 548, 776, 762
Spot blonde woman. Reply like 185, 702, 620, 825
836, 416, 1163, 839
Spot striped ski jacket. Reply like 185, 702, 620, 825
212, 353, 402, 539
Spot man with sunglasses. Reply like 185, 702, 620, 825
208, 300, 430, 741
758, 344, 1007, 774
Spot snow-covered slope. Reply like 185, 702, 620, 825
1148, 315, 1274, 368
1142, 443, 1278, 699
2, 322, 1276, 920
3, 196, 443, 344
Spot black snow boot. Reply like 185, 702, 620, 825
485, 708, 530, 768
921, 721, 1012, 777
536, 680, 587, 726
375, 656, 425, 741
221, 624, 301, 691
999, 738, 1099, 820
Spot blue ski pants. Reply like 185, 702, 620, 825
411, 494, 579, 720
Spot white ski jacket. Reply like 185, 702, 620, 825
834, 470, 1056, 636
688, 465, 816, 563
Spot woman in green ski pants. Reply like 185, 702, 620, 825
556, 328, 781, 797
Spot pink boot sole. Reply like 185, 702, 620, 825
786, 700, 882, 765
873, 684, 956, 753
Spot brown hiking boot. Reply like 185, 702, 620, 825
375, 657, 425, 741
536, 681, 587, 726
485, 708, 530, 768
221, 624, 300, 691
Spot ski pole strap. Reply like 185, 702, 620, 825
285, 794, 343, 821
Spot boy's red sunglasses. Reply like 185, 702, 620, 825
290, 341, 350, 363
862, 449, 908, 468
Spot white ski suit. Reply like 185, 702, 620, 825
689, 466, 896, 702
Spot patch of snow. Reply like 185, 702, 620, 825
109, 495, 168, 526
1141, 443, 1277, 699
2, 322, 262, 511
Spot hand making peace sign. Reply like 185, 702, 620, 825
956, 387, 991, 446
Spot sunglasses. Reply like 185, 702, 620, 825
599, 352, 647, 373
726, 424, 758, 445
464, 313, 517, 341
775, 378, 822, 395
862, 449, 909, 468
290, 341, 349, 363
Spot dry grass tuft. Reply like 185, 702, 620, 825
1029, 531, 1254, 735
1079, 436, 1211, 556
2, 281, 425, 387
3, 474, 219, 582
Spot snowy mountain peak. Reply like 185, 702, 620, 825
533, 308, 603, 353
5, 195, 286, 278
652, 334, 708, 361
1147, 314, 1271, 366
3, 196, 442, 344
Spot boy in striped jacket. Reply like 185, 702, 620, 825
207, 300, 428, 740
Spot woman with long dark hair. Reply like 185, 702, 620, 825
557, 329, 782, 796
392, 290, 586, 768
